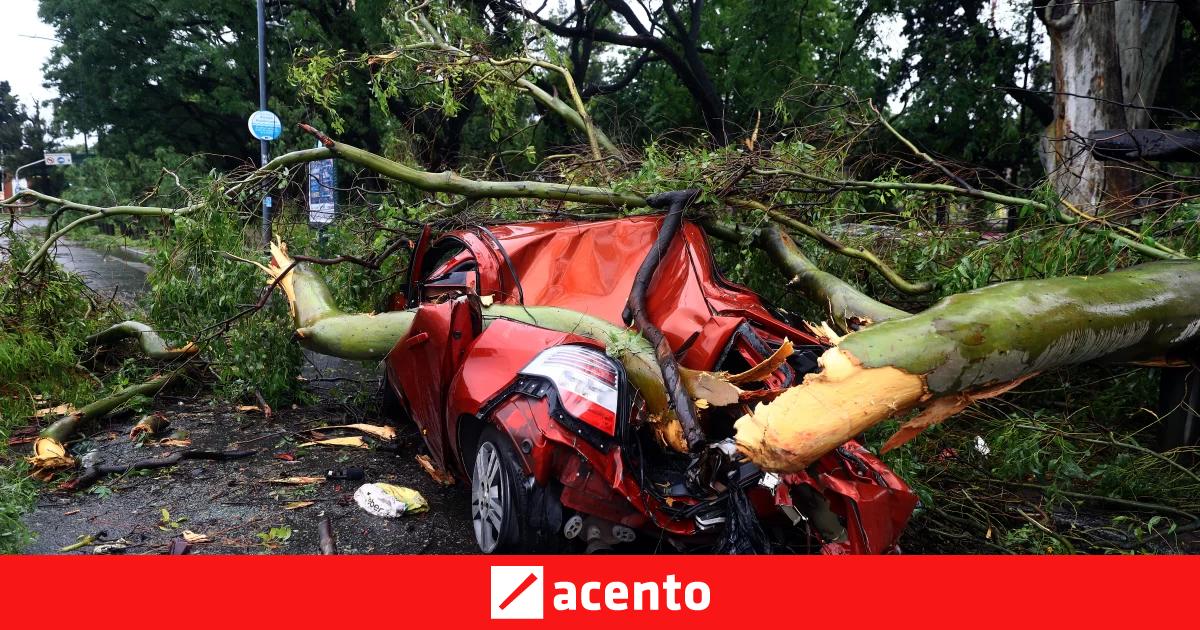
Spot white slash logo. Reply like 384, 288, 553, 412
490, 565, 544, 619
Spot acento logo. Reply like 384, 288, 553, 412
491, 565, 712, 617
490, 565, 544, 619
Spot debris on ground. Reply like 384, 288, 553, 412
62, 448, 259, 491
129, 413, 170, 440
313, 423, 397, 441
20, 398, 478, 555
60, 533, 98, 552
324, 467, 364, 481
93, 540, 129, 554
318, 516, 336, 555
353, 483, 428, 518
298, 436, 369, 449
415, 454, 454, 485
267, 476, 325, 485
181, 530, 210, 544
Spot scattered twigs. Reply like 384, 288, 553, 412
0, 189, 202, 274
404, 11, 619, 159
754, 167, 1185, 261
1015, 424, 1200, 487
704, 220, 908, 329
292, 237, 412, 270
318, 516, 337, 555
870, 101, 977, 192
62, 448, 259, 491
1001, 480, 1200, 534
1059, 199, 1188, 258
728, 197, 934, 295
624, 189, 706, 451
298, 124, 641, 207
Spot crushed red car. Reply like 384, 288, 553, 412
381, 211, 917, 554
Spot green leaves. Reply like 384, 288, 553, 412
256, 526, 293, 549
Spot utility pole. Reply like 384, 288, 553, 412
257, 0, 271, 246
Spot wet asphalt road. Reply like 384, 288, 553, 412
19, 399, 477, 555
4, 216, 148, 303
7, 217, 479, 554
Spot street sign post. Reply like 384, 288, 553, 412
247, 108, 280, 247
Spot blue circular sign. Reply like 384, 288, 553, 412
248, 110, 283, 141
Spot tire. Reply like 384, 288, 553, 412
471, 426, 542, 553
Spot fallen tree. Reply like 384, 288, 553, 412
4, 8, 1198, 487
10, 114, 1200, 475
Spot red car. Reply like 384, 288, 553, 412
381, 212, 917, 554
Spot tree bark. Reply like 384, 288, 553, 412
87, 321, 198, 360
1039, 0, 1177, 210
735, 260, 1200, 471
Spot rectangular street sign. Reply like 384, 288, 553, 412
43, 153, 73, 166
308, 157, 336, 225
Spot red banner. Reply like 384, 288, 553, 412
3, 555, 1192, 628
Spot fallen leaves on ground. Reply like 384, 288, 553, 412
297, 436, 369, 449
181, 530, 211, 544
311, 423, 397, 441
266, 476, 325, 485
283, 501, 315, 510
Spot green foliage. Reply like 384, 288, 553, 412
39, 0, 390, 163
62, 148, 206, 209
0, 225, 117, 553
142, 196, 307, 406
256, 525, 292, 549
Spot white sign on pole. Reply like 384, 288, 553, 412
44, 153, 73, 166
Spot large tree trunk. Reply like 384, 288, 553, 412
1040, 0, 1177, 210
266, 239, 1200, 472
736, 260, 1200, 471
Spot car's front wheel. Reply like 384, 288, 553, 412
471, 426, 539, 553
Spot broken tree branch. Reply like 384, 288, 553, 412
1, 189, 202, 274
624, 189, 706, 451
261, 239, 691, 450
727, 197, 934, 295
31, 374, 178, 472
62, 448, 259, 491
736, 260, 1200, 471
87, 321, 199, 360
754, 167, 1187, 261
299, 125, 640, 206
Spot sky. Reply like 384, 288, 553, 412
1, 0, 58, 109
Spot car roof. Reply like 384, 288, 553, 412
443, 215, 819, 353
